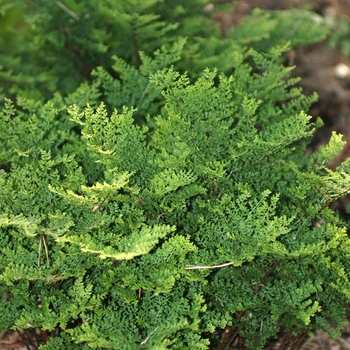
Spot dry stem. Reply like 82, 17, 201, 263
185, 262, 234, 270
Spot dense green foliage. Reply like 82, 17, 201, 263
1, 1, 350, 349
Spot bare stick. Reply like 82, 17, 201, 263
185, 262, 234, 270
253, 259, 282, 294
56, 1, 81, 21
140, 327, 158, 345
92, 195, 109, 213
42, 234, 50, 265
217, 297, 224, 307
38, 234, 50, 267
37, 236, 42, 267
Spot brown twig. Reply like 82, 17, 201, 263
253, 259, 283, 294
91, 195, 109, 213
279, 329, 308, 350
218, 326, 242, 350
320, 186, 350, 211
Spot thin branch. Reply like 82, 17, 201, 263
217, 297, 224, 307
253, 259, 282, 294
56, 1, 81, 21
92, 194, 109, 213
140, 327, 158, 345
138, 82, 151, 106
38, 233, 50, 267
320, 186, 350, 211
37, 236, 42, 267
185, 262, 234, 270
42, 234, 50, 265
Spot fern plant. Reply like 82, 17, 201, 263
1, 1, 348, 350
